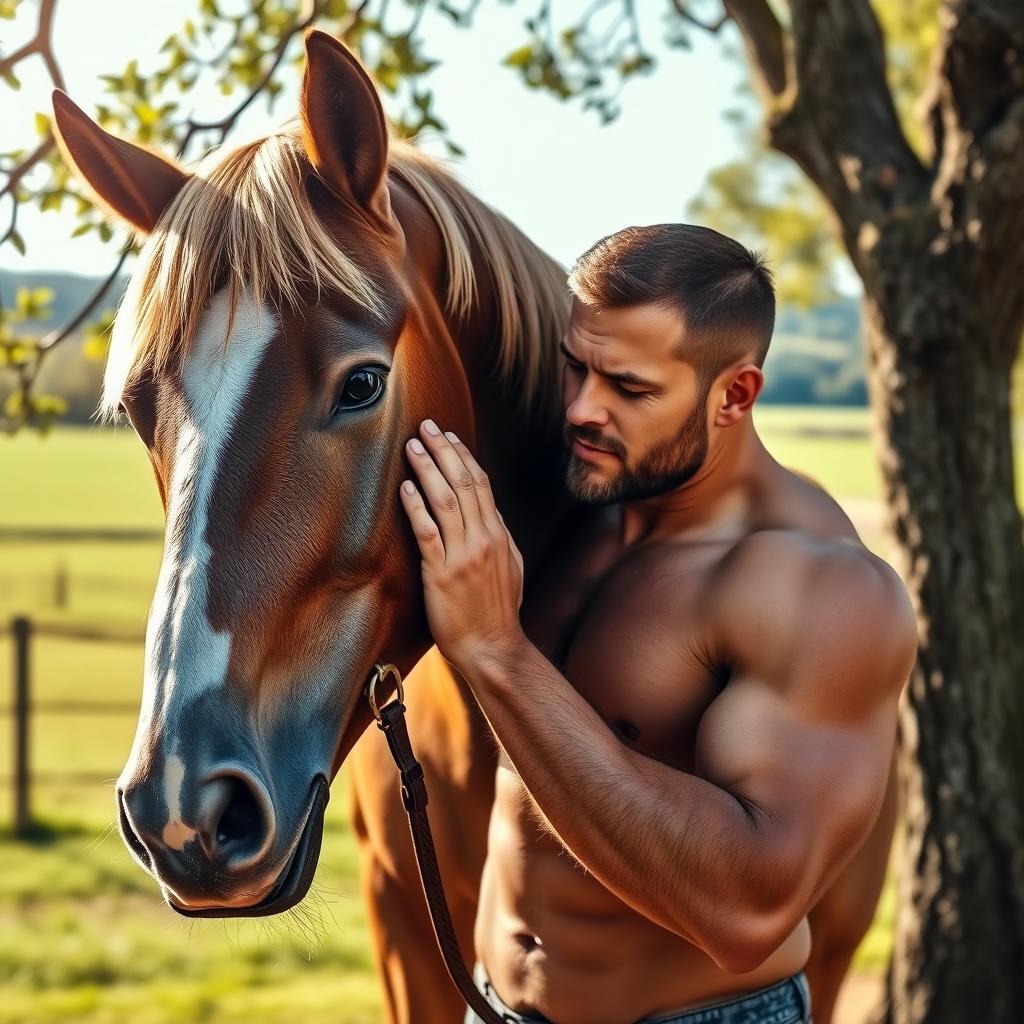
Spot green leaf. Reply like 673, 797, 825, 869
1, 67, 21, 89
4, 390, 23, 417
9, 229, 25, 255
124, 60, 139, 95
32, 393, 67, 416
34, 112, 50, 136
71, 222, 92, 237
503, 45, 535, 69
133, 101, 159, 127
84, 331, 111, 361
375, 63, 400, 93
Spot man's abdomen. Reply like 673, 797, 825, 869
474, 767, 811, 1024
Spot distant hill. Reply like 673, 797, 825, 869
1, 269, 868, 422
0, 268, 127, 329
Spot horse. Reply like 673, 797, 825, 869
50, 29, 894, 1024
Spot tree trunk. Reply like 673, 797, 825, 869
723, 0, 1024, 1018
861, 275, 1024, 1023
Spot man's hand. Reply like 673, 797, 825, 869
399, 418, 526, 674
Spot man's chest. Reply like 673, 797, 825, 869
522, 530, 730, 771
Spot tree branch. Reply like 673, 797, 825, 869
39, 244, 132, 355
764, 0, 927, 242
721, 0, 786, 96
1, 0, 61, 242
923, 0, 1024, 222
0, 137, 56, 203
0, 0, 60, 80
671, 1, 728, 35
928, 0, 1024, 149
178, 0, 324, 155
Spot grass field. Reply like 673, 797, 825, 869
0, 407, 986, 1022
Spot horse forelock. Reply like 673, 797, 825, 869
100, 125, 387, 420
99, 124, 568, 429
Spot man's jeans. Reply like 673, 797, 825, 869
463, 963, 813, 1024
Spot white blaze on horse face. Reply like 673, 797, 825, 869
137, 288, 277, 844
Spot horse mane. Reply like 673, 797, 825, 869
99, 123, 569, 424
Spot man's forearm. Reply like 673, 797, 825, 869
458, 632, 796, 968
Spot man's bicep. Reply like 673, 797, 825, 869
694, 674, 898, 913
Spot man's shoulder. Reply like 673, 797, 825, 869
706, 524, 872, 591
707, 528, 917, 699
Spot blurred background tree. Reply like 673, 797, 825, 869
2, 2, 1023, 1022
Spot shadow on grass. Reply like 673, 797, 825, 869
0, 816, 110, 845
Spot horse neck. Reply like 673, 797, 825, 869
391, 173, 584, 579
461, 332, 579, 578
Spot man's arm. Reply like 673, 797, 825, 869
397, 423, 918, 973
461, 536, 915, 973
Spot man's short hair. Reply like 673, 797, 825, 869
567, 224, 776, 382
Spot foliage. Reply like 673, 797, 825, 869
687, 154, 842, 306
0, 285, 64, 431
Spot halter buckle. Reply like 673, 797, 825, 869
367, 662, 404, 725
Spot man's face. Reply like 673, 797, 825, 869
561, 299, 710, 505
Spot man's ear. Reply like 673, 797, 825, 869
715, 364, 764, 426
300, 29, 393, 225
51, 90, 190, 234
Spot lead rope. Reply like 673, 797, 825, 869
366, 663, 506, 1024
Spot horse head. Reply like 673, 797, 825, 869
52, 29, 568, 916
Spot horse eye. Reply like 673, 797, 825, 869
332, 367, 386, 416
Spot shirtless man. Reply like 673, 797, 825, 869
397, 224, 917, 1024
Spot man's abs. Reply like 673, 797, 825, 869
474, 762, 811, 1024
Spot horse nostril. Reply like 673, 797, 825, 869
201, 772, 275, 873
216, 777, 261, 848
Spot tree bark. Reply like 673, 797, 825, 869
862, 274, 1024, 1023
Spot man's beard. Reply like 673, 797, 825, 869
565, 398, 710, 506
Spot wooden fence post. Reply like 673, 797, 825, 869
12, 615, 31, 836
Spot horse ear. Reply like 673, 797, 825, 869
300, 29, 392, 224
51, 90, 189, 234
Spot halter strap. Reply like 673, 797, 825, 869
367, 662, 505, 1024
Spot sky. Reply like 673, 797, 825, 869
1, 0, 750, 276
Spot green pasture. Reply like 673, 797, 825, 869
0, 407, 990, 1021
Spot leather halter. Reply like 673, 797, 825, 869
366, 662, 505, 1024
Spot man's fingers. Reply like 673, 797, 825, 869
406, 435, 468, 549
399, 479, 446, 566
417, 420, 486, 538
442, 429, 502, 536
